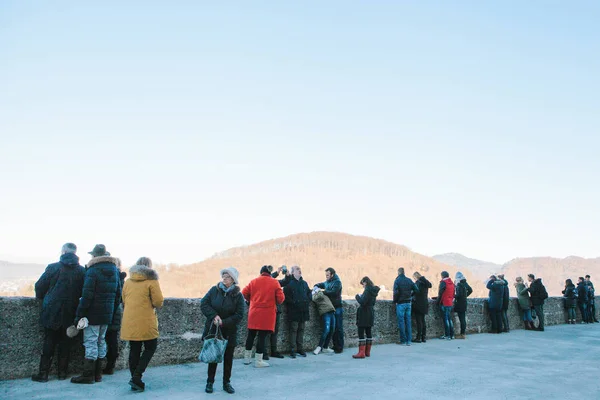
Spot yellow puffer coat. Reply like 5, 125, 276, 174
120, 265, 164, 341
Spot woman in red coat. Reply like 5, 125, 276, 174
242, 266, 285, 368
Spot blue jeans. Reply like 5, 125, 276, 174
395, 303, 412, 343
83, 325, 108, 360
319, 312, 335, 348
333, 307, 344, 351
441, 306, 454, 338
522, 308, 533, 322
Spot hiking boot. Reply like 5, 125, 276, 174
71, 359, 96, 384
205, 382, 214, 393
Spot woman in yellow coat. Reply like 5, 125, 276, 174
121, 257, 164, 392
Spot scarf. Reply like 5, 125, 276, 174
219, 282, 236, 293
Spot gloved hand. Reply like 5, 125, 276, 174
76, 317, 89, 330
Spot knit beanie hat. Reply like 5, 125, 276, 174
220, 267, 239, 285
455, 271, 465, 282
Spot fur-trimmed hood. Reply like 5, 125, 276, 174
87, 256, 119, 268
129, 264, 159, 281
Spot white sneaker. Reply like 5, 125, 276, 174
322, 348, 334, 354
313, 346, 322, 355
254, 353, 270, 368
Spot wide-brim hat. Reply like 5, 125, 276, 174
88, 244, 110, 257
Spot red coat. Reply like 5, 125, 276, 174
242, 272, 285, 331
440, 277, 455, 307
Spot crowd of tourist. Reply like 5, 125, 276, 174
30, 242, 598, 395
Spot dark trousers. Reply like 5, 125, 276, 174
289, 321, 305, 352
533, 304, 545, 329
501, 309, 510, 331
489, 309, 503, 333
333, 307, 344, 351
207, 345, 234, 384
268, 312, 281, 352
104, 330, 119, 367
245, 329, 268, 354
590, 302, 598, 321
413, 311, 426, 339
578, 303, 589, 322
457, 311, 467, 335
357, 326, 372, 340
42, 327, 74, 361
129, 339, 158, 378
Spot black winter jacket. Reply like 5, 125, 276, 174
577, 282, 589, 304
563, 284, 577, 308
412, 276, 432, 314
283, 276, 311, 322
356, 285, 380, 327
528, 278, 548, 306
201, 284, 245, 347
316, 275, 343, 309
501, 280, 510, 311
75, 256, 121, 326
35, 253, 86, 330
454, 279, 473, 313
393, 274, 418, 304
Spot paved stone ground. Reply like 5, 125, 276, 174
2, 324, 599, 400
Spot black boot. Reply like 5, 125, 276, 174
103, 356, 116, 375
263, 352, 270, 361
129, 375, 145, 392
32, 356, 52, 383
95, 358, 106, 382
205, 382, 214, 394
223, 382, 235, 394
57, 354, 69, 380
71, 359, 96, 384
413, 334, 422, 343
270, 348, 284, 359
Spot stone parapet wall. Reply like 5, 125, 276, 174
1, 296, 596, 380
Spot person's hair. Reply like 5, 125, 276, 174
260, 265, 271, 274
325, 267, 336, 276
266, 265, 274, 273
397, 267, 405, 275
136, 257, 152, 268
586, 275, 591, 278
579, 276, 585, 282
413, 271, 422, 279
515, 276, 523, 283
528, 274, 535, 279
291, 265, 300, 274
497, 274, 505, 279
61, 243, 77, 254
566, 279, 573, 286
441, 271, 449, 278
360, 276, 374, 287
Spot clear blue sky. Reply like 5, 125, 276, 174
1, 1, 598, 267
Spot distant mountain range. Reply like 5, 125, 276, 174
432, 253, 503, 280
1, 233, 598, 298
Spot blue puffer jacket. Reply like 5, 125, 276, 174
75, 256, 122, 326
35, 253, 86, 330
486, 278, 505, 310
